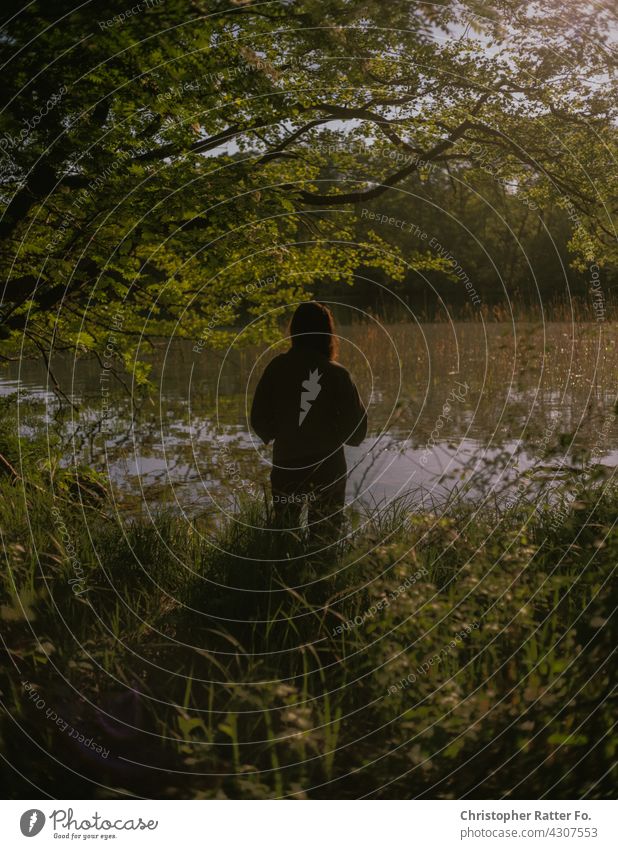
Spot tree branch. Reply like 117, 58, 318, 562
296, 117, 474, 206
296, 89, 495, 206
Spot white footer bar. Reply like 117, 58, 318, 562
1, 800, 615, 849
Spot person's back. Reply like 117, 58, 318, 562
251, 345, 366, 469
250, 302, 367, 543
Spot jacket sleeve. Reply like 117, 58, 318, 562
250, 362, 276, 444
342, 373, 368, 447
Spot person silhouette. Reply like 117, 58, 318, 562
251, 302, 367, 544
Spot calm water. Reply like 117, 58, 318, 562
2, 321, 617, 517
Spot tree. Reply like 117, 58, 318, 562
1, 0, 615, 382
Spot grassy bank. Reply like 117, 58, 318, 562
0, 409, 616, 799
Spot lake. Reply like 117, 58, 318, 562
2, 320, 617, 519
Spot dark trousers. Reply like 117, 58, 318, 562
271, 455, 346, 544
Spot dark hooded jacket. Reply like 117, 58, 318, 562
251, 346, 367, 472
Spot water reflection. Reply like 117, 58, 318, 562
2, 321, 617, 515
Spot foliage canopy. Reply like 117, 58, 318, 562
0, 0, 616, 378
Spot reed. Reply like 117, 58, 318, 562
0, 416, 615, 799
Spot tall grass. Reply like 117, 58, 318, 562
351, 295, 616, 323
0, 412, 616, 799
